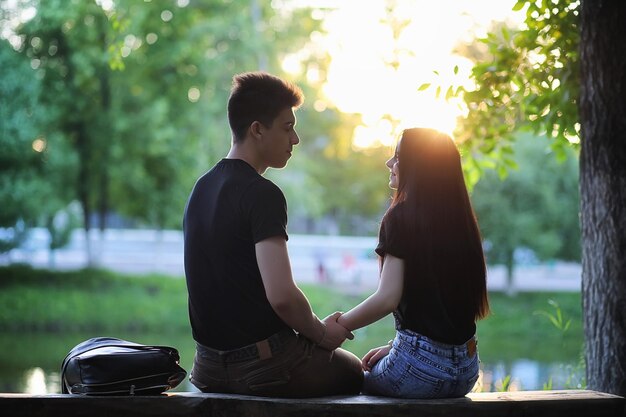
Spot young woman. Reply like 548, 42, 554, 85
337, 127, 490, 399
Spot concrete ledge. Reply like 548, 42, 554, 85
2, 389, 624, 417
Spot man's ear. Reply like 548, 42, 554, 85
250, 121, 264, 140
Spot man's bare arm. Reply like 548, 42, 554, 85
255, 237, 352, 349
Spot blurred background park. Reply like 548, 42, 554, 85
0, 0, 584, 394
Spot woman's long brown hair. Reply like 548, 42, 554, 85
383, 128, 490, 321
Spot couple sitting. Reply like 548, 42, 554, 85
183, 72, 490, 399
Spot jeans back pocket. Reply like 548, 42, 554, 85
402, 363, 444, 398
245, 363, 291, 391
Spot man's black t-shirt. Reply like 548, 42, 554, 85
183, 158, 290, 350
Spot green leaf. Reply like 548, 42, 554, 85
543, 376, 553, 391
445, 85, 454, 101
502, 26, 511, 42
512, 1, 526, 12
499, 375, 512, 392
417, 83, 431, 91
503, 157, 520, 170
564, 319, 571, 332
497, 164, 509, 179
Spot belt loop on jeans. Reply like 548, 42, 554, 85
256, 339, 272, 360
467, 338, 477, 357
197, 328, 293, 363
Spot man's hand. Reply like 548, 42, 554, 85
317, 312, 354, 350
361, 345, 391, 371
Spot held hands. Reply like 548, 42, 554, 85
315, 310, 392, 370
317, 312, 354, 351
361, 345, 391, 372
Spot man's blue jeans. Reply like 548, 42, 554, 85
363, 328, 480, 398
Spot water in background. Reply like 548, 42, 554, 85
1, 331, 584, 394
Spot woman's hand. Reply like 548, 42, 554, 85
361, 345, 391, 371
318, 312, 354, 350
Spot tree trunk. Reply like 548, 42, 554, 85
60, 28, 95, 268
579, 0, 626, 396
505, 248, 516, 297
76, 122, 94, 267
97, 11, 111, 234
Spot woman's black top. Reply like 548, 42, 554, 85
375, 208, 476, 345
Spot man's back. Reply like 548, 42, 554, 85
183, 158, 289, 350
184, 72, 362, 397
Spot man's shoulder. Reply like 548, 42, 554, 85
253, 174, 282, 190
196, 159, 257, 186
197, 163, 283, 199
243, 175, 285, 203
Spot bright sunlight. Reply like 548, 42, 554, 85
283, 0, 523, 148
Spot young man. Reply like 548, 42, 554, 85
183, 72, 363, 397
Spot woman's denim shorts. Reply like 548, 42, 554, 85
363, 329, 479, 399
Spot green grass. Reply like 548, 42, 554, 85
0, 264, 583, 361
477, 291, 583, 362
0, 264, 188, 332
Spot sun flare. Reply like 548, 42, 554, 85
285, 0, 522, 148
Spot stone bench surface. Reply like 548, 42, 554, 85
2, 389, 625, 417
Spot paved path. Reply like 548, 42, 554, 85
1, 228, 581, 292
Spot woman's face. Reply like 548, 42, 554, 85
385, 138, 401, 190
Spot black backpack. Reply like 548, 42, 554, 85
61, 337, 187, 395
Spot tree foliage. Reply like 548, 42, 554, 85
454, 0, 580, 185
2, 0, 584, 246
15, 0, 115, 243
0, 41, 45, 230
0, 37, 76, 252
274, 108, 390, 236
2, 0, 392, 240
5, 0, 367, 237
471, 133, 580, 274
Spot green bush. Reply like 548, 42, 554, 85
0, 265, 188, 332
